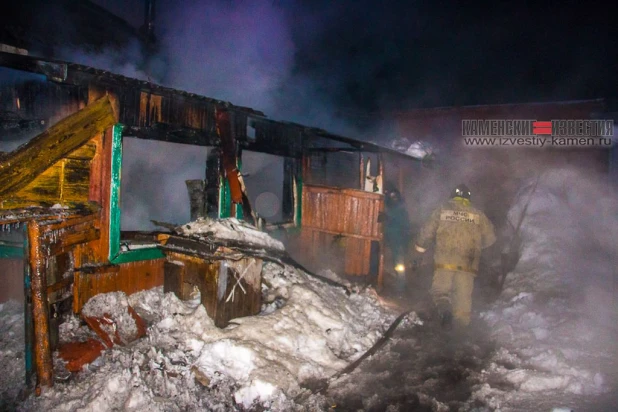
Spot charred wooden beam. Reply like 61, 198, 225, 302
0, 213, 95, 229
0, 112, 46, 137
251, 118, 304, 158
281, 158, 298, 221
205, 149, 221, 217
46, 274, 75, 295
120, 230, 166, 241
39, 214, 97, 233
186, 180, 206, 221
74, 263, 120, 275
28, 220, 53, 393
0, 96, 117, 197
0, 54, 423, 163
0, 51, 67, 82
241, 141, 303, 158
215, 107, 243, 204
122, 123, 220, 146
237, 149, 258, 227
306, 147, 372, 153
46, 228, 100, 257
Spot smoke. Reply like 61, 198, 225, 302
120, 138, 208, 230
56, 39, 153, 81
39, 0, 367, 229
157, 1, 294, 115
499, 167, 618, 364
511, 168, 618, 296
0, 67, 48, 150
5, 1, 615, 236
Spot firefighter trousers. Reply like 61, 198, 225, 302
430, 268, 475, 327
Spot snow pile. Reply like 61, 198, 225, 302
0, 300, 25, 411
476, 168, 618, 409
20, 262, 394, 411
177, 217, 285, 251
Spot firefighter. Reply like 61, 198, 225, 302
380, 187, 412, 291
412, 184, 496, 329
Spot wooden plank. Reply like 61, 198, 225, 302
304, 183, 383, 199
0, 96, 117, 197
72, 259, 165, 313
302, 184, 384, 239
11, 164, 62, 202
47, 274, 74, 294
73, 265, 119, 312
118, 259, 164, 294
87, 134, 104, 204
216, 108, 243, 204
0, 51, 67, 82
47, 228, 100, 257
139, 91, 149, 127
163, 261, 183, 297
61, 159, 91, 202
0, 258, 24, 301
2, 154, 95, 208
163, 252, 261, 328
39, 214, 97, 233
66, 142, 97, 160
150, 94, 162, 124
89, 128, 113, 262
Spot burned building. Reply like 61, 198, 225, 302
0, 50, 427, 393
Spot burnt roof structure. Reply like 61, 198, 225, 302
0, 51, 425, 161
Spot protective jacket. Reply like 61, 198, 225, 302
415, 197, 496, 274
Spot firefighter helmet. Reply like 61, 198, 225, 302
451, 184, 471, 200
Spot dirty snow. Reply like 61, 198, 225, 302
11, 261, 393, 411
0, 300, 25, 411
475, 168, 618, 410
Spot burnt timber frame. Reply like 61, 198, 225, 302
1, 50, 426, 285
0, 51, 422, 161
0, 51, 425, 391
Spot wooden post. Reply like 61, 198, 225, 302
302, 152, 311, 183
23, 223, 34, 388
377, 154, 385, 291
359, 153, 364, 190
28, 220, 53, 393
86, 127, 115, 263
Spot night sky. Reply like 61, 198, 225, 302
5, 0, 616, 129
286, 0, 617, 111
91, 0, 617, 122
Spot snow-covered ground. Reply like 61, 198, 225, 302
1, 167, 617, 411
475, 168, 618, 411
3, 261, 395, 411
0, 300, 26, 410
